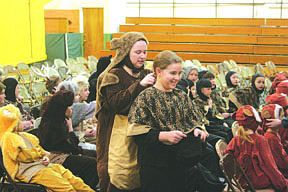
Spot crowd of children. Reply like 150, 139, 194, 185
1, 31, 288, 192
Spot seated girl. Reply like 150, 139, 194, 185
262, 104, 288, 178
225, 105, 288, 191
128, 51, 223, 192
229, 74, 266, 112
198, 70, 227, 114
192, 79, 233, 145
0, 104, 93, 191
73, 77, 96, 145
38, 90, 98, 190
56, 81, 96, 151
222, 71, 239, 113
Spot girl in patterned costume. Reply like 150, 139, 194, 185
128, 51, 222, 192
0, 104, 94, 192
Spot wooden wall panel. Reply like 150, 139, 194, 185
44, 18, 68, 33
44, 10, 79, 33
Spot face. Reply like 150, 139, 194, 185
81, 86, 89, 101
188, 70, 198, 82
129, 40, 147, 69
208, 78, 216, 89
0, 89, 5, 104
15, 85, 19, 98
190, 86, 196, 97
201, 87, 212, 97
65, 106, 72, 117
255, 77, 265, 90
230, 73, 239, 86
156, 62, 182, 92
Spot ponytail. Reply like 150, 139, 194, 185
238, 125, 254, 144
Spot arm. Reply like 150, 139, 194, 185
4, 134, 44, 163
103, 71, 155, 115
103, 80, 145, 114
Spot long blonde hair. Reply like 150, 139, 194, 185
238, 125, 254, 144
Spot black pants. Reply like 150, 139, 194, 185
198, 142, 223, 178
62, 154, 99, 190
140, 165, 185, 192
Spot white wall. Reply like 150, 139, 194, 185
44, 0, 126, 33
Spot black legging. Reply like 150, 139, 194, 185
62, 154, 99, 190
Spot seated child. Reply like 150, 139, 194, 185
225, 105, 288, 191
0, 104, 94, 192
262, 104, 288, 178
192, 79, 233, 146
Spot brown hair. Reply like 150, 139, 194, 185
202, 71, 215, 79
153, 50, 183, 72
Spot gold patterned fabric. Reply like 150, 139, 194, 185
211, 90, 227, 113
128, 87, 204, 135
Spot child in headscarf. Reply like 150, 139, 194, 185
193, 79, 233, 146
198, 70, 227, 113
2, 78, 34, 131
0, 104, 94, 191
229, 73, 265, 112
262, 104, 288, 178
225, 105, 288, 191
222, 71, 239, 113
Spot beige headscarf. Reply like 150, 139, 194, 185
95, 32, 148, 117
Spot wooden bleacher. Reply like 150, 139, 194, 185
99, 17, 288, 70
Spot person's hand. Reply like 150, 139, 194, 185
159, 130, 187, 144
42, 156, 49, 166
85, 129, 96, 137
140, 73, 156, 87
194, 128, 208, 142
266, 119, 282, 129
222, 113, 231, 119
65, 118, 73, 132
208, 97, 213, 109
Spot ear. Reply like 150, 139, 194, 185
155, 67, 161, 75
